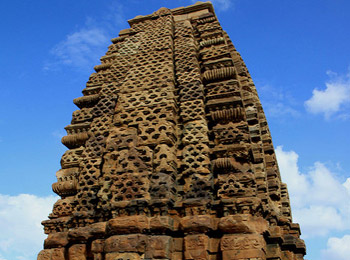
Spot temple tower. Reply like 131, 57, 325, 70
38, 2, 306, 260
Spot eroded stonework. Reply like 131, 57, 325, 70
39, 2, 306, 260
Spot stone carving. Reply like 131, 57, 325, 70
49, 198, 74, 218
39, 2, 306, 260
52, 168, 78, 196
182, 119, 209, 145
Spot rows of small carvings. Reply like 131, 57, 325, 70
239, 80, 265, 202
202, 58, 237, 83
240, 89, 269, 202
118, 86, 176, 110
86, 64, 132, 88
174, 26, 201, 85
196, 20, 221, 34
52, 92, 104, 222
96, 122, 178, 211
249, 95, 282, 203
88, 34, 141, 89
194, 17, 228, 56
193, 19, 262, 208
114, 101, 178, 127
96, 25, 178, 214
71, 87, 118, 215
49, 29, 137, 225
174, 19, 213, 206
199, 31, 231, 61
131, 13, 173, 33
105, 32, 143, 56
193, 21, 238, 84
65, 15, 176, 220
223, 31, 250, 77
120, 51, 175, 93
234, 65, 284, 227
139, 33, 174, 52
47, 147, 85, 231
200, 44, 231, 62
194, 12, 217, 25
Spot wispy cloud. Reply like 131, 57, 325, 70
0, 194, 58, 260
48, 26, 109, 69
305, 70, 350, 120
276, 146, 350, 237
44, 4, 125, 71
191, 0, 232, 11
258, 84, 300, 119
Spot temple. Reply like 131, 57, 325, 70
38, 2, 306, 260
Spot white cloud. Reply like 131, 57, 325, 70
275, 146, 350, 237
321, 235, 350, 260
305, 71, 350, 119
45, 4, 125, 71
191, 0, 232, 11
343, 178, 350, 195
0, 194, 58, 260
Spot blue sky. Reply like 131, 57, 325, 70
0, 0, 349, 259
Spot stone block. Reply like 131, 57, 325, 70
37, 249, 52, 260
208, 238, 220, 253
68, 244, 87, 260
222, 249, 265, 260
266, 244, 281, 259
105, 252, 141, 260
44, 232, 69, 249
51, 248, 65, 260
220, 234, 265, 251
104, 234, 148, 253
172, 252, 184, 260
218, 214, 268, 234
184, 234, 209, 259
149, 215, 179, 232
173, 237, 184, 252
181, 215, 216, 233
92, 253, 103, 260
90, 222, 107, 237
145, 236, 173, 259
68, 226, 91, 242
91, 239, 105, 253
107, 215, 149, 234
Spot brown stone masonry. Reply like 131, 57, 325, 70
39, 2, 306, 260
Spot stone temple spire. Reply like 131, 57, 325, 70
38, 2, 306, 260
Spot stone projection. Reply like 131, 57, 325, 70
38, 2, 306, 260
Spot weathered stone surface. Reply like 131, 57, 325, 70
44, 232, 69, 249
181, 215, 217, 233
218, 214, 268, 234
145, 236, 173, 259
107, 215, 149, 234
68, 244, 87, 260
51, 248, 65, 260
105, 252, 141, 260
91, 239, 105, 253
184, 234, 209, 259
38, 2, 305, 260
104, 234, 148, 253
149, 216, 179, 232
37, 249, 52, 260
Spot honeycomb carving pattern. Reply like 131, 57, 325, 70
41, 5, 305, 260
